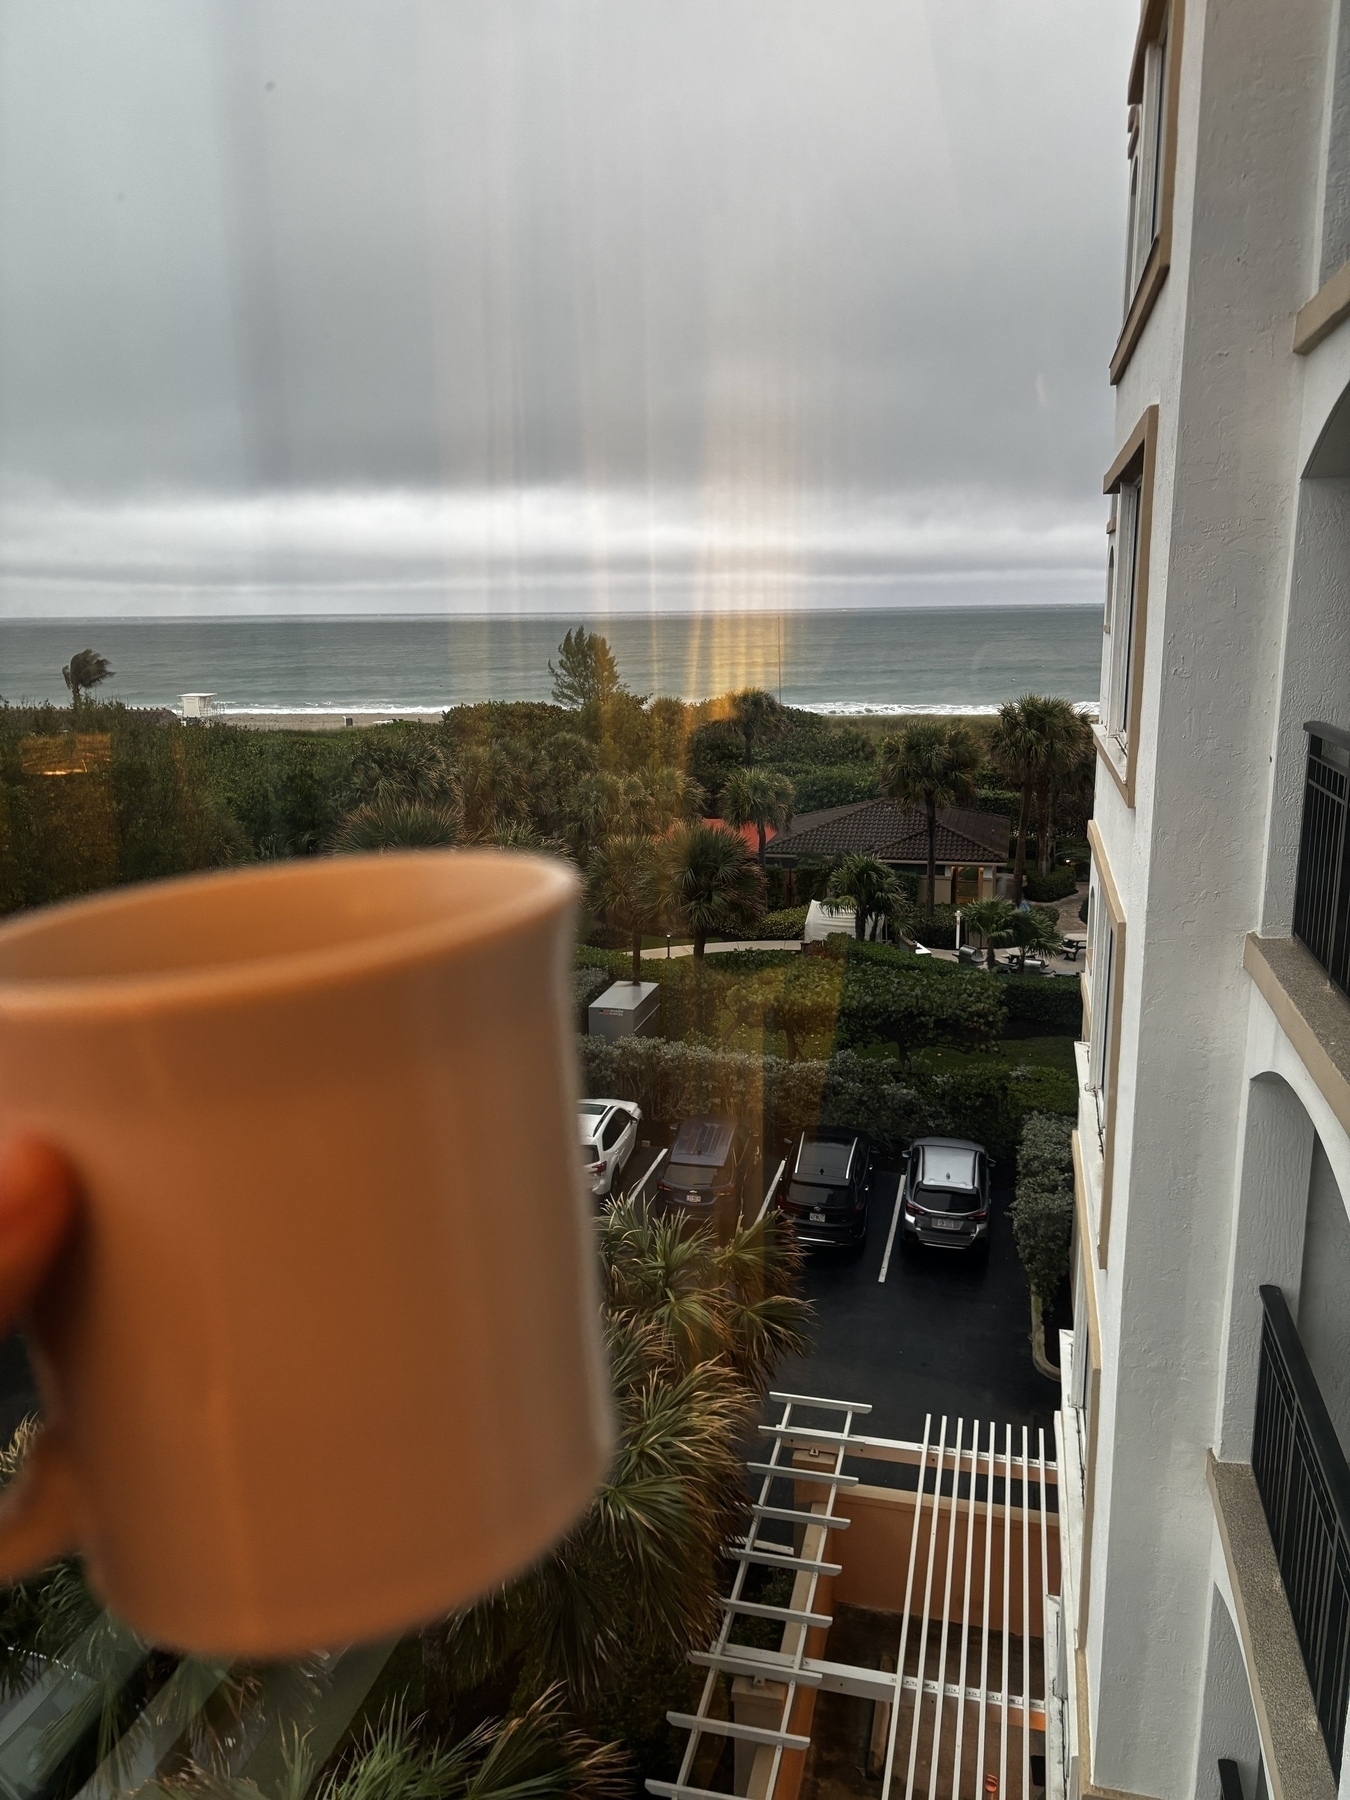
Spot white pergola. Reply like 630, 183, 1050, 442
647, 1392, 1060, 1800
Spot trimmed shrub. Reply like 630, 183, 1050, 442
575, 1036, 1024, 1162
999, 973, 1082, 1034
789, 767, 880, 811
1023, 866, 1078, 902
1007, 1064, 1078, 1117
836, 954, 1006, 1053
902, 903, 960, 949
756, 906, 809, 939
972, 788, 1020, 819
1010, 1113, 1074, 1301
574, 964, 614, 1026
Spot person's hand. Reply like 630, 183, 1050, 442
0, 1140, 78, 1331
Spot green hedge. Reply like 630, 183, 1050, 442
904, 903, 960, 949
843, 940, 1081, 1035
1023, 866, 1078, 902
576, 1036, 1024, 1161
999, 972, 1082, 1033
788, 767, 880, 811
836, 954, 1006, 1053
1007, 1064, 1078, 1117
1010, 1113, 1074, 1301
756, 906, 809, 939
574, 964, 614, 1027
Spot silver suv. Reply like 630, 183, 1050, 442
900, 1137, 991, 1251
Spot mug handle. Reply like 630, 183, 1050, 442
0, 1427, 83, 1576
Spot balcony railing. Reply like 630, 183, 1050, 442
1293, 722, 1350, 996
1251, 1285, 1350, 1775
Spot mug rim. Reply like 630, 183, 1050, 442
0, 850, 578, 1020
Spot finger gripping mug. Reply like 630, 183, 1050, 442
0, 851, 612, 1657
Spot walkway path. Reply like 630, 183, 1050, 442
640, 939, 803, 959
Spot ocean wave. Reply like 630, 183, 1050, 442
206, 697, 1100, 720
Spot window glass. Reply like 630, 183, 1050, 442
1104, 476, 1142, 740
1122, 14, 1169, 311
601, 1112, 626, 1149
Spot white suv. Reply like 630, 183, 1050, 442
578, 1099, 642, 1199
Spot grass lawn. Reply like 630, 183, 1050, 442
911, 1035, 1077, 1075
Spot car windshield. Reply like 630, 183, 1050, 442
795, 1139, 853, 1183
916, 1185, 978, 1216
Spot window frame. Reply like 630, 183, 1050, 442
1085, 820, 1127, 1270
1095, 404, 1159, 808
1110, 0, 1184, 384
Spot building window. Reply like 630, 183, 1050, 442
1110, 1, 1183, 383
1123, 21, 1169, 312
1086, 876, 1116, 1106
1085, 822, 1126, 1267
1096, 406, 1158, 808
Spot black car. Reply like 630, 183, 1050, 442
900, 1136, 991, 1251
775, 1128, 873, 1249
657, 1116, 757, 1236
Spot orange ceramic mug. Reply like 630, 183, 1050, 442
0, 851, 612, 1657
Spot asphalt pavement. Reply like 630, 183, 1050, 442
771, 1166, 1063, 1447
0, 1166, 1064, 1471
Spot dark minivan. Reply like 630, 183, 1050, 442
657, 1116, 757, 1236
775, 1128, 873, 1249
900, 1137, 991, 1251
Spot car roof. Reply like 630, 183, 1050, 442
578, 1100, 609, 1117
795, 1134, 856, 1183
915, 1140, 981, 1189
671, 1116, 737, 1165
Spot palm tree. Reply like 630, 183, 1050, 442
989, 696, 1052, 906
311, 1692, 625, 1800
586, 835, 665, 983
878, 721, 981, 917
1033, 703, 1093, 874
425, 1205, 810, 1726
61, 649, 114, 709
720, 768, 794, 871
730, 689, 785, 768
664, 821, 762, 961
341, 731, 456, 810
827, 854, 902, 940
1007, 905, 1063, 972
331, 799, 460, 852
630, 764, 703, 837
962, 897, 1018, 971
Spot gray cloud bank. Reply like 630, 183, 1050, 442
0, 1, 1135, 617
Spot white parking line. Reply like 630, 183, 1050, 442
878, 1189, 904, 1283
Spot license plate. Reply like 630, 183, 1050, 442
931, 1218, 966, 1232
809, 1211, 828, 1223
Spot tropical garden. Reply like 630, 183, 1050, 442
0, 628, 1087, 1798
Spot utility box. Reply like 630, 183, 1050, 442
181, 693, 216, 719
588, 980, 660, 1040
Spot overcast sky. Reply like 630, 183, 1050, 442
0, 1, 1137, 618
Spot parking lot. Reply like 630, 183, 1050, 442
769, 1163, 1063, 1446
0, 1157, 1064, 1469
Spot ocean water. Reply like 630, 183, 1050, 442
0, 607, 1104, 715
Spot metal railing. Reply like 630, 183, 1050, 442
1293, 722, 1350, 997
1251, 1285, 1350, 1774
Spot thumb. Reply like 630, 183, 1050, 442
0, 1140, 78, 1330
